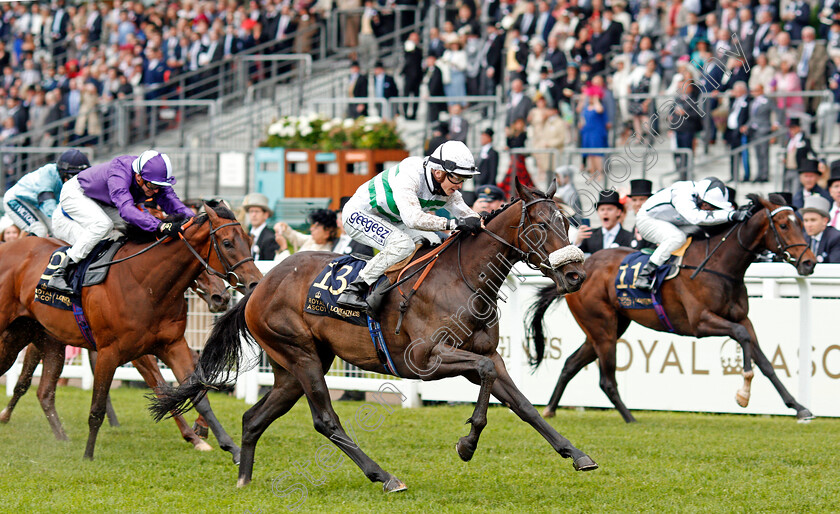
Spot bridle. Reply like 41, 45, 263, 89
178, 219, 254, 290
479, 197, 582, 272
736, 205, 809, 267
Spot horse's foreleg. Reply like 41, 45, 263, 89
84, 348, 120, 460
741, 318, 814, 421
0, 344, 42, 424
87, 350, 120, 427
544, 341, 597, 418
157, 339, 238, 462
695, 311, 755, 408
132, 354, 211, 451
484, 352, 597, 471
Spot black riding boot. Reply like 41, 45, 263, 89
47, 259, 76, 294
336, 278, 369, 311
634, 262, 659, 292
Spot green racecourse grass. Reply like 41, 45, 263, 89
0, 386, 837, 513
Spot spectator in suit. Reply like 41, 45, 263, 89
372, 61, 398, 118
801, 195, 840, 263
793, 159, 833, 209
534, 1, 556, 44
575, 190, 634, 254
797, 27, 829, 124
627, 179, 655, 251
747, 83, 780, 183
347, 61, 369, 119
425, 54, 446, 124
782, 0, 811, 40
222, 24, 242, 58
472, 184, 506, 215
828, 161, 840, 230
669, 76, 702, 180
428, 26, 446, 59
447, 103, 469, 143
724, 81, 751, 181
479, 22, 505, 96
544, 34, 566, 74
505, 78, 532, 127
515, 1, 538, 39
425, 122, 448, 155
784, 118, 815, 191
476, 127, 499, 186
401, 32, 423, 120
143, 47, 169, 100
243, 192, 280, 261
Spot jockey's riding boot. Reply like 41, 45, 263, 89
365, 279, 391, 320
634, 262, 659, 292
336, 277, 370, 311
47, 259, 76, 295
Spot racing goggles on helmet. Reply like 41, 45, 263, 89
428, 156, 478, 176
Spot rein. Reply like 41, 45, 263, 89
88, 218, 254, 289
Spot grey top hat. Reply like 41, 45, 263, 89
800, 195, 831, 218
242, 192, 273, 216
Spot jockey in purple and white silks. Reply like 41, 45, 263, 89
633, 177, 751, 291
49, 150, 195, 293
336, 140, 483, 312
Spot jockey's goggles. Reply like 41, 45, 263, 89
429, 156, 477, 176
445, 172, 470, 184
143, 179, 161, 192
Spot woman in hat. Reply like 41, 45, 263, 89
273, 208, 342, 263
578, 84, 608, 176
440, 35, 467, 106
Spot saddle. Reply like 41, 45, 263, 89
35, 239, 125, 310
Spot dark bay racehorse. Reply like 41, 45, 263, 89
0, 202, 261, 460
0, 270, 230, 451
528, 194, 817, 423
151, 180, 597, 492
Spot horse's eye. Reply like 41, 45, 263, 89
223, 240, 233, 248
780, 224, 788, 230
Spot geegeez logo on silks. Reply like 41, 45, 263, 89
347, 212, 392, 246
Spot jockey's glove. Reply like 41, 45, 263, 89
450, 216, 482, 234
728, 209, 752, 222
157, 220, 183, 237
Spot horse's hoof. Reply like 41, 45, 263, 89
797, 409, 815, 423
236, 477, 250, 488
573, 455, 598, 471
383, 476, 407, 493
456, 437, 476, 462
542, 407, 556, 418
0, 409, 11, 423
735, 392, 750, 408
193, 440, 213, 451
231, 449, 241, 466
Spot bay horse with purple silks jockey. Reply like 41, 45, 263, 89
527, 194, 817, 423
0, 201, 261, 461
150, 179, 598, 493
0, 269, 230, 450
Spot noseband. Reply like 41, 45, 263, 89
179, 220, 255, 289
480, 198, 584, 272
737, 206, 808, 267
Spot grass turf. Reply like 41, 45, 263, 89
0, 386, 837, 513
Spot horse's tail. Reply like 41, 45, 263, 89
148, 290, 255, 421
525, 284, 564, 368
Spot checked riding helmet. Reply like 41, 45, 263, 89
426, 140, 479, 179
56, 149, 91, 181
132, 150, 177, 187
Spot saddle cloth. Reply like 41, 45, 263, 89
35, 239, 124, 310
304, 255, 388, 326
615, 251, 682, 310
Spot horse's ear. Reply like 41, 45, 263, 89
514, 177, 532, 200
203, 202, 219, 222
545, 179, 557, 199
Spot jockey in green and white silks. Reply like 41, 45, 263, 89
336, 140, 483, 311
2, 149, 91, 237
634, 177, 751, 291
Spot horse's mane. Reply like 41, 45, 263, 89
125, 200, 236, 244
482, 198, 522, 223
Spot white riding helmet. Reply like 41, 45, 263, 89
697, 177, 731, 209
426, 140, 479, 177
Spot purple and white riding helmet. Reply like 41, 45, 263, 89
131, 150, 176, 187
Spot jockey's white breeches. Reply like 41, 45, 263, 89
635, 209, 687, 267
